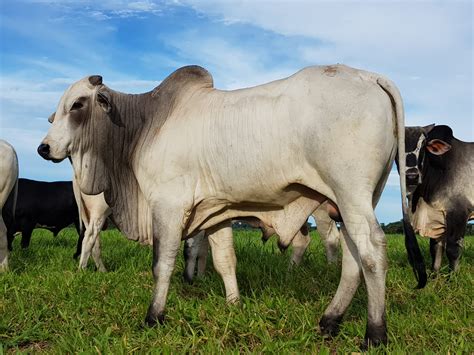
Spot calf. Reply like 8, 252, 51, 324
404, 125, 473, 277
0, 140, 18, 271
2, 178, 82, 252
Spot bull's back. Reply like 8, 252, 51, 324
157, 64, 397, 199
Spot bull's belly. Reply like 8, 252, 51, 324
185, 184, 329, 236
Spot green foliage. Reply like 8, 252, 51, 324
1, 229, 472, 353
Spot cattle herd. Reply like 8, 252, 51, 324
0, 64, 472, 349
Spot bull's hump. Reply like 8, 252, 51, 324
152, 65, 214, 97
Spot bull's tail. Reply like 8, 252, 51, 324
377, 77, 427, 289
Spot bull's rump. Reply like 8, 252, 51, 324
146, 64, 397, 205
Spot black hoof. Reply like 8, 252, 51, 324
277, 241, 289, 253
183, 272, 194, 284
73, 253, 80, 260
319, 314, 343, 337
361, 321, 387, 350
144, 308, 165, 327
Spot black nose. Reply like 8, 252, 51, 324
37, 143, 50, 159
406, 168, 419, 184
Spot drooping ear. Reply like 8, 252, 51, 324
426, 139, 452, 155
422, 124, 435, 134
96, 90, 112, 113
88, 75, 103, 86
48, 112, 56, 123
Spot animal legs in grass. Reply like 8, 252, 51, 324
445, 210, 468, 272
322, 205, 388, 349
314, 205, 340, 263
430, 237, 445, 272
145, 204, 184, 326
91, 237, 106, 272
320, 225, 361, 336
0, 215, 8, 272
20, 224, 34, 249
183, 231, 207, 283
78, 217, 106, 271
207, 221, 239, 303
289, 225, 311, 266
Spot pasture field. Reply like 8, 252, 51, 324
1, 228, 472, 353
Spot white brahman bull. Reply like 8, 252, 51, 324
38, 64, 415, 348
0, 140, 19, 271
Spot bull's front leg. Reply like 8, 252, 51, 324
145, 206, 184, 326
207, 221, 239, 303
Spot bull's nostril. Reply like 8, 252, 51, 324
37, 143, 50, 158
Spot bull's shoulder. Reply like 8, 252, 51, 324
152, 65, 214, 97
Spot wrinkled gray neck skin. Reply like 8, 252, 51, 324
69, 65, 213, 241
71, 89, 155, 241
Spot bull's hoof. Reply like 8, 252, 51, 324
361, 321, 387, 350
319, 314, 343, 337
73, 252, 80, 260
277, 241, 289, 253
145, 308, 165, 327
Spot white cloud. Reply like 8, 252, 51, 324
181, 1, 473, 140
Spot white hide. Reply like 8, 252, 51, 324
0, 140, 18, 272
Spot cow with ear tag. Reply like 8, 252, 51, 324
404, 124, 473, 278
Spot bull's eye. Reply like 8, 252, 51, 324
71, 101, 83, 111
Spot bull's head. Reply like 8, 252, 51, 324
38, 75, 122, 162
404, 124, 452, 194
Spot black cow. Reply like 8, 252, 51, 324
404, 125, 473, 284
2, 178, 83, 256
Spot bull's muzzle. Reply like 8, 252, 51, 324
37, 143, 50, 159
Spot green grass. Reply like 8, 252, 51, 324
1, 229, 473, 353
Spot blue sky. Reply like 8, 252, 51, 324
0, 0, 472, 223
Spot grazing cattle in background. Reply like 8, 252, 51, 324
404, 125, 473, 278
39, 64, 413, 348
183, 202, 341, 283
0, 140, 18, 272
2, 179, 82, 253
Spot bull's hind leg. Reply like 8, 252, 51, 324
333, 204, 388, 349
207, 221, 239, 303
320, 225, 361, 336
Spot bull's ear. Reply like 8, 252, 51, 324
426, 139, 451, 155
48, 112, 56, 123
96, 90, 112, 113
89, 75, 103, 86
422, 124, 435, 134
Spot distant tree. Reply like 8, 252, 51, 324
381, 220, 404, 234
